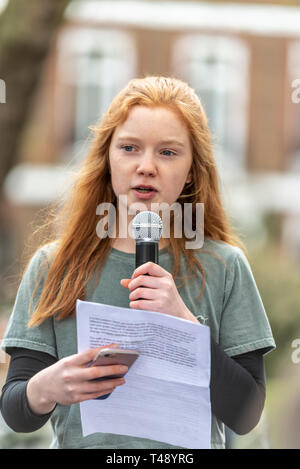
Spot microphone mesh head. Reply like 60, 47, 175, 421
131, 211, 163, 242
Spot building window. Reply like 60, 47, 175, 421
288, 40, 300, 172
55, 27, 137, 162
172, 34, 250, 174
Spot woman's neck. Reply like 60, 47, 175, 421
111, 237, 169, 254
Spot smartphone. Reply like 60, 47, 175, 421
88, 348, 140, 400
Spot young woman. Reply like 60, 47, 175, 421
0, 76, 275, 449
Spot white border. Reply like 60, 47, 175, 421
66, 1, 300, 37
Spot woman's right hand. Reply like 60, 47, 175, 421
26, 344, 127, 415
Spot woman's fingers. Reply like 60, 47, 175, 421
129, 287, 155, 301
80, 387, 117, 401
121, 262, 171, 290
73, 344, 119, 367
86, 363, 128, 381
121, 279, 131, 288
81, 377, 125, 395
121, 275, 159, 291
75, 387, 116, 402
131, 262, 170, 280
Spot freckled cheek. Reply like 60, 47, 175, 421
110, 159, 134, 195
168, 174, 187, 196
111, 153, 134, 173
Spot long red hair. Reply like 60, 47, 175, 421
27, 76, 246, 327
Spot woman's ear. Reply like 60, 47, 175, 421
186, 172, 192, 184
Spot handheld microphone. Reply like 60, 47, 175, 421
131, 211, 163, 268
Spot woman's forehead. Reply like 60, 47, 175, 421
114, 105, 190, 140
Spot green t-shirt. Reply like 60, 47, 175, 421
1, 238, 275, 449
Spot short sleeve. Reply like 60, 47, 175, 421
219, 248, 276, 357
1, 246, 57, 358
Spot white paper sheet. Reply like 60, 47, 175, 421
76, 299, 211, 449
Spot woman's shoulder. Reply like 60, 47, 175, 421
26, 241, 59, 273
38, 241, 59, 259
197, 237, 245, 265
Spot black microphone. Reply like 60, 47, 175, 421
131, 211, 163, 269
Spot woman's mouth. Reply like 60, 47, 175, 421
132, 186, 158, 199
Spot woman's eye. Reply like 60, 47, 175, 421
161, 149, 176, 156
122, 145, 135, 152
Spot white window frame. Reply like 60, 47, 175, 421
172, 34, 250, 175
55, 27, 137, 161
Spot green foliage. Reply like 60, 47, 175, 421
0, 420, 52, 449
249, 241, 300, 378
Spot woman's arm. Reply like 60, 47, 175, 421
1, 343, 266, 435
210, 338, 266, 435
0, 348, 57, 432
0, 346, 127, 433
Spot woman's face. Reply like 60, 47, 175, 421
109, 105, 193, 213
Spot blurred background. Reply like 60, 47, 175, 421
0, 0, 300, 449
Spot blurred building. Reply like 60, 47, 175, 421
3, 0, 300, 260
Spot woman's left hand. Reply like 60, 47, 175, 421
121, 262, 198, 323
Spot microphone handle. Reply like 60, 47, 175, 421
135, 241, 159, 269
135, 241, 159, 301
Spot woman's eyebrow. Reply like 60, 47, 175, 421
116, 136, 186, 147
158, 139, 186, 148
116, 136, 140, 143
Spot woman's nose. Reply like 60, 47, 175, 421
136, 152, 157, 176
